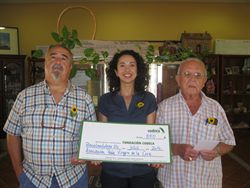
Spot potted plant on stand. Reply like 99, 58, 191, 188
32, 25, 82, 77
79, 48, 109, 106
145, 42, 202, 101
33, 25, 109, 107
146, 42, 198, 65
52, 26, 109, 107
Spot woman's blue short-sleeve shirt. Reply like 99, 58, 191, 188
98, 91, 157, 177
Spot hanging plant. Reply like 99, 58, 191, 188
51, 25, 82, 50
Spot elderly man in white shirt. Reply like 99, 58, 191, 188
156, 58, 236, 188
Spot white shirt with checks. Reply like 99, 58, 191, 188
156, 92, 236, 188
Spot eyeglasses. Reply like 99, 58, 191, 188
41, 106, 66, 129
178, 71, 205, 80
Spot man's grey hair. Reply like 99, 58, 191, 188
177, 58, 207, 77
46, 44, 73, 63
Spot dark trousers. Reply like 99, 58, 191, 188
100, 170, 156, 188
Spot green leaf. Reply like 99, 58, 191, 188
66, 39, 75, 50
62, 25, 69, 39
51, 32, 62, 43
146, 56, 154, 64
147, 45, 155, 53
69, 64, 78, 78
92, 54, 100, 65
72, 29, 78, 39
101, 51, 109, 59
84, 48, 94, 58
32, 49, 43, 58
161, 48, 169, 56
155, 56, 163, 63
85, 68, 97, 80
80, 58, 88, 64
75, 39, 82, 47
145, 45, 156, 63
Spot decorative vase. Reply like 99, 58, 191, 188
87, 80, 101, 107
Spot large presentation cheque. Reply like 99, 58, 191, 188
78, 121, 171, 163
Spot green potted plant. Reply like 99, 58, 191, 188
33, 25, 108, 80
145, 43, 198, 64
79, 48, 109, 106
80, 48, 109, 80
31, 25, 82, 78
50, 25, 82, 78
51, 25, 109, 105
51, 25, 82, 50
51, 26, 109, 81
32, 25, 109, 106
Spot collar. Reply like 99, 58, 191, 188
42, 80, 73, 96
177, 91, 207, 102
177, 91, 208, 115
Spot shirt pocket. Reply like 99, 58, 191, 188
202, 123, 220, 140
63, 112, 84, 139
22, 106, 44, 131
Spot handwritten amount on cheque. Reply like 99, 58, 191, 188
85, 141, 163, 157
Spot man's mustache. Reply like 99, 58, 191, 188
52, 64, 63, 71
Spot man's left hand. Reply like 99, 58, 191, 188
199, 150, 218, 161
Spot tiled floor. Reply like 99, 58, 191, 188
0, 129, 249, 188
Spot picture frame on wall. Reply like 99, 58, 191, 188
0, 26, 19, 55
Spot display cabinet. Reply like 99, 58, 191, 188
219, 55, 250, 129
0, 55, 26, 138
161, 63, 180, 101
203, 55, 220, 101
28, 57, 45, 85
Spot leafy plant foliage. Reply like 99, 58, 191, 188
31, 25, 109, 80
51, 25, 82, 50
145, 42, 210, 64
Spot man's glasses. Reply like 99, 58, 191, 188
41, 107, 66, 129
178, 71, 205, 80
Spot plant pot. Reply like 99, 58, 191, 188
87, 80, 101, 106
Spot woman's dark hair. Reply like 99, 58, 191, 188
106, 50, 149, 92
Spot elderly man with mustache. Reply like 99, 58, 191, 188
4, 44, 96, 188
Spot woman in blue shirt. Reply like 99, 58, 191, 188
98, 50, 157, 188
